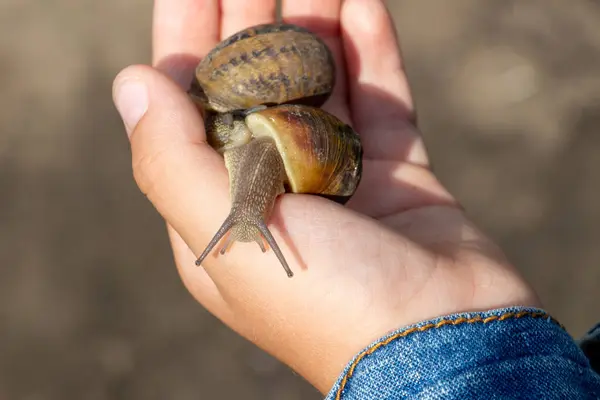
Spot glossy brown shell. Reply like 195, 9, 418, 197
231, 105, 363, 203
190, 24, 336, 113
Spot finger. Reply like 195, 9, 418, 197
153, 0, 220, 85
152, 0, 221, 284
281, 0, 351, 125
341, 0, 429, 165
113, 64, 232, 311
219, 0, 277, 39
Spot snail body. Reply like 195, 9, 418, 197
191, 24, 362, 278
189, 23, 336, 113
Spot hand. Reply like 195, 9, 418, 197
112, 0, 541, 394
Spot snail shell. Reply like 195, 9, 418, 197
189, 23, 336, 113
205, 104, 363, 203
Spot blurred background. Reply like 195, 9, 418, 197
1, 0, 599, 398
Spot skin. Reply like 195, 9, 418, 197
113, 0, 542, 395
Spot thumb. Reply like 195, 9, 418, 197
112, 65, 231, 259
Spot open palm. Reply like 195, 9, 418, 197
113, 0, 541, 393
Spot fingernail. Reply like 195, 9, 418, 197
114, 78, 148, 137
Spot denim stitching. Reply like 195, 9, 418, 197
335, 310, 564, 400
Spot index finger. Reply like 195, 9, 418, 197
152, 0, 220, 86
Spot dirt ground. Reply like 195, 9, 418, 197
2, 1, 599, 399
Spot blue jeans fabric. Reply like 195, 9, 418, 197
325, 307, 600, 399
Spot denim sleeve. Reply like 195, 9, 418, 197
325, 307, 600, 399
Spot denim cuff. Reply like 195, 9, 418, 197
326, 307, 600, 400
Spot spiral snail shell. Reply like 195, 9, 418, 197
189, 23, 336, 113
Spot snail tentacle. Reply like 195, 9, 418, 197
195, 214, 235, 266
256, 221, 293, 278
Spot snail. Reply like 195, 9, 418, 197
195, 105, 363, 277
189, 23, 363, 278
188, 23, 336, 115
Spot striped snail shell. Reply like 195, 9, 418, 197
189, 23, 336, 113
